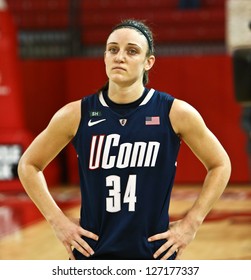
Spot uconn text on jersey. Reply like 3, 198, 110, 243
89, 134, 160, 170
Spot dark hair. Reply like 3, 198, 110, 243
112, 19, 155, 56
100, 19, 155, 92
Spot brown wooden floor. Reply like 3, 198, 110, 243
0, 185, 250, 260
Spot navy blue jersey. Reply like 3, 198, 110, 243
72, 88, 180, 259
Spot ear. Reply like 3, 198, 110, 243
145, 55, 155, 71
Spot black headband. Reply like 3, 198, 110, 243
112, 23, 153, 52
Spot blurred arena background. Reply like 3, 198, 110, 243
0, 0, 251, 260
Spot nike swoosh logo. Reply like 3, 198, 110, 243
88, 119, 106, 127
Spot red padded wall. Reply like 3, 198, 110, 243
18, 55, 249, 185
0, 7, 60, 191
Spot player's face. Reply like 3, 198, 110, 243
104, 28, 155, 87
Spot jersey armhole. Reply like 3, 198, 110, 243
167, 97, 181, 140
72, 98, 85, 146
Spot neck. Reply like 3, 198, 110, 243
108, 82, 145, 104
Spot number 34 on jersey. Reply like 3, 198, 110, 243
106, 174, 137, 213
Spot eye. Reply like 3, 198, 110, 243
108, 47, 119, 54
128, 48, 138, 55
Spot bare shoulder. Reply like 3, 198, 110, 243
170, 98, 231, 173
48, 100, 82, 138
171, 99, 202, 118
170, 99, 206, 137
18, 100, 82, 170
54, 100, 81, 119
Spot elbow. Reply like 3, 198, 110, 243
17, 155, 28, 181
207, 151, 232, 183
17, 154, 40, 181
216, 152, 232, 183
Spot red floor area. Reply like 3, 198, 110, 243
0, 187, 80, 238
1, 186, 251, 238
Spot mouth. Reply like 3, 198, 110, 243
112, 67, 126, 71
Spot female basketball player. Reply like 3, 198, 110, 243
18, 19, 231, 260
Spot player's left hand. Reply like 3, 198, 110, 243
148, 219, 198, 260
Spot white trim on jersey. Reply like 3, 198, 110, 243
139, 88, 155, 106
98, 88, 155, 107
99, 91, 109, 107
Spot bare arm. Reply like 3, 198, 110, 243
149, 99, 231, 259
172, 99, 231, 225
18, 101, 98, 259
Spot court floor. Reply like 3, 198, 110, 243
0, 184, 250, 260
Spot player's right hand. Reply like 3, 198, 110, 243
50, 215, 99, 260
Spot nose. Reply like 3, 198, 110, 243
114, 50, 125, 62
